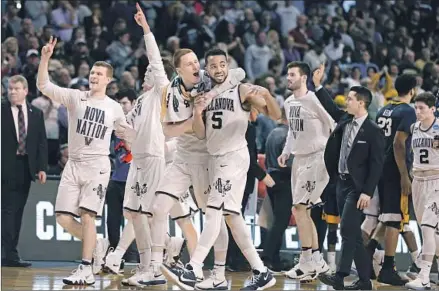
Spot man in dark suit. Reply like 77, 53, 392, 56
1, 75, 48, 267
312, 65, 385, 290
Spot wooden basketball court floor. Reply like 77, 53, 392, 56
2, 262, 428, 290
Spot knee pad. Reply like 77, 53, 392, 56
384, 221, 401, 230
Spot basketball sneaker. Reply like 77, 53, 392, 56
174, 263, 204, 290
240, 268, 276, 290
121, 265, 148, 287
285, 256, 316, 282
196, 266, 228, 290
103, 248, 124, 275
63, 264, 95, 285
313, 253, 330, 275
138, 264, 167, 286
92, 237, 109, 274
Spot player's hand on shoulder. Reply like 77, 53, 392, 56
41, 36, 57, 59
277, 153, 289, 168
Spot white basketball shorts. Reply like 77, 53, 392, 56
123, 156, 165, 216
412, 174, 439, 228
156, 161, 207, 219
291, 150, 329, 206
55, 157, 111, 217
207, 147, 250, 215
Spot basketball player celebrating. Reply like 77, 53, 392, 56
406, 92, 439, 290
278, 62, 334, 281
102, 5, 204, 286
187, 48, 280, 291
369, 74, 419, 285
37, 37, 132, 285
149, 49, 246, 289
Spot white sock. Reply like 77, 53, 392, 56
213, 219, 228, 278
419, 260, 432, 282
302, 249, 312, 261
214, 264, 226, 279
312, 250, 321, 262
328, 252, 336, 266
133, 214, 152, 269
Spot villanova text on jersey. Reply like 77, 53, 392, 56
205, 97, 235, 112
76, 106, 108, 145
288, 105, 304, 138
412, 137, 435, 148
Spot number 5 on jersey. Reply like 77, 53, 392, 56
212, 112, 223, 129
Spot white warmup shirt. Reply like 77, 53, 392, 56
282, 91, 335, 156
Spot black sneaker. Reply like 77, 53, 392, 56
161, 263, 185, 283
240, 269, 276, 290
377, 267, 408, 286
175, 264, 203, 290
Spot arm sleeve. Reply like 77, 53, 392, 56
143, 32, 169, 91
36, 75, 79, 108
281, 105, 293, 156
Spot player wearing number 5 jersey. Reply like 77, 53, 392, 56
373, 74, 418, 285
406, 92, 439, 290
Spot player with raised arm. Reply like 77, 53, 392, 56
277, 62, 334, 282
36, 37, 132, 285
405, 92, 439, 290
183, 48, 281, 291
149, 48, 246, 289
101, 5, 201, 286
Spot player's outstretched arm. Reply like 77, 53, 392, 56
192, 94, 207, 140
134, 3, 169, 90
37, 36, 77, 107
313, 64, 345, 122
239, 84, 282, 120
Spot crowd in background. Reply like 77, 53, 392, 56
2, 0, 439, 173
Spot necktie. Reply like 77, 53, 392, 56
17, 105, 27, 155
339, 120, 358, 173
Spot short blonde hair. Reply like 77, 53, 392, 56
9, 75, 28, 89
93, 61, 114, 78
173, 48, 194, 68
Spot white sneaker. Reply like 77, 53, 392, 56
121, 265, 148, 287
164, 237, 185, 265
92, 238, 109, 274
138, 264, 167, 287
285, 257, 316, 282
103, 248, 123, 274
63, 264, 95, 285
405, 277, 431, 290
314, 253, 330, 275
373, 250, 384, 277
196, 267, 228, 290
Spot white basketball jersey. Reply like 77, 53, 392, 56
412, 119, 439, 171
204, 85, 250, 155
127, 90, 165, 159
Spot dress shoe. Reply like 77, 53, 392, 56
344, 279, 372, 290
2, 259, 31, 267
318, 273, 344, 290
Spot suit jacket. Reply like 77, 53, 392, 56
315, 88, 385, 197
1, 100, 48, 181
